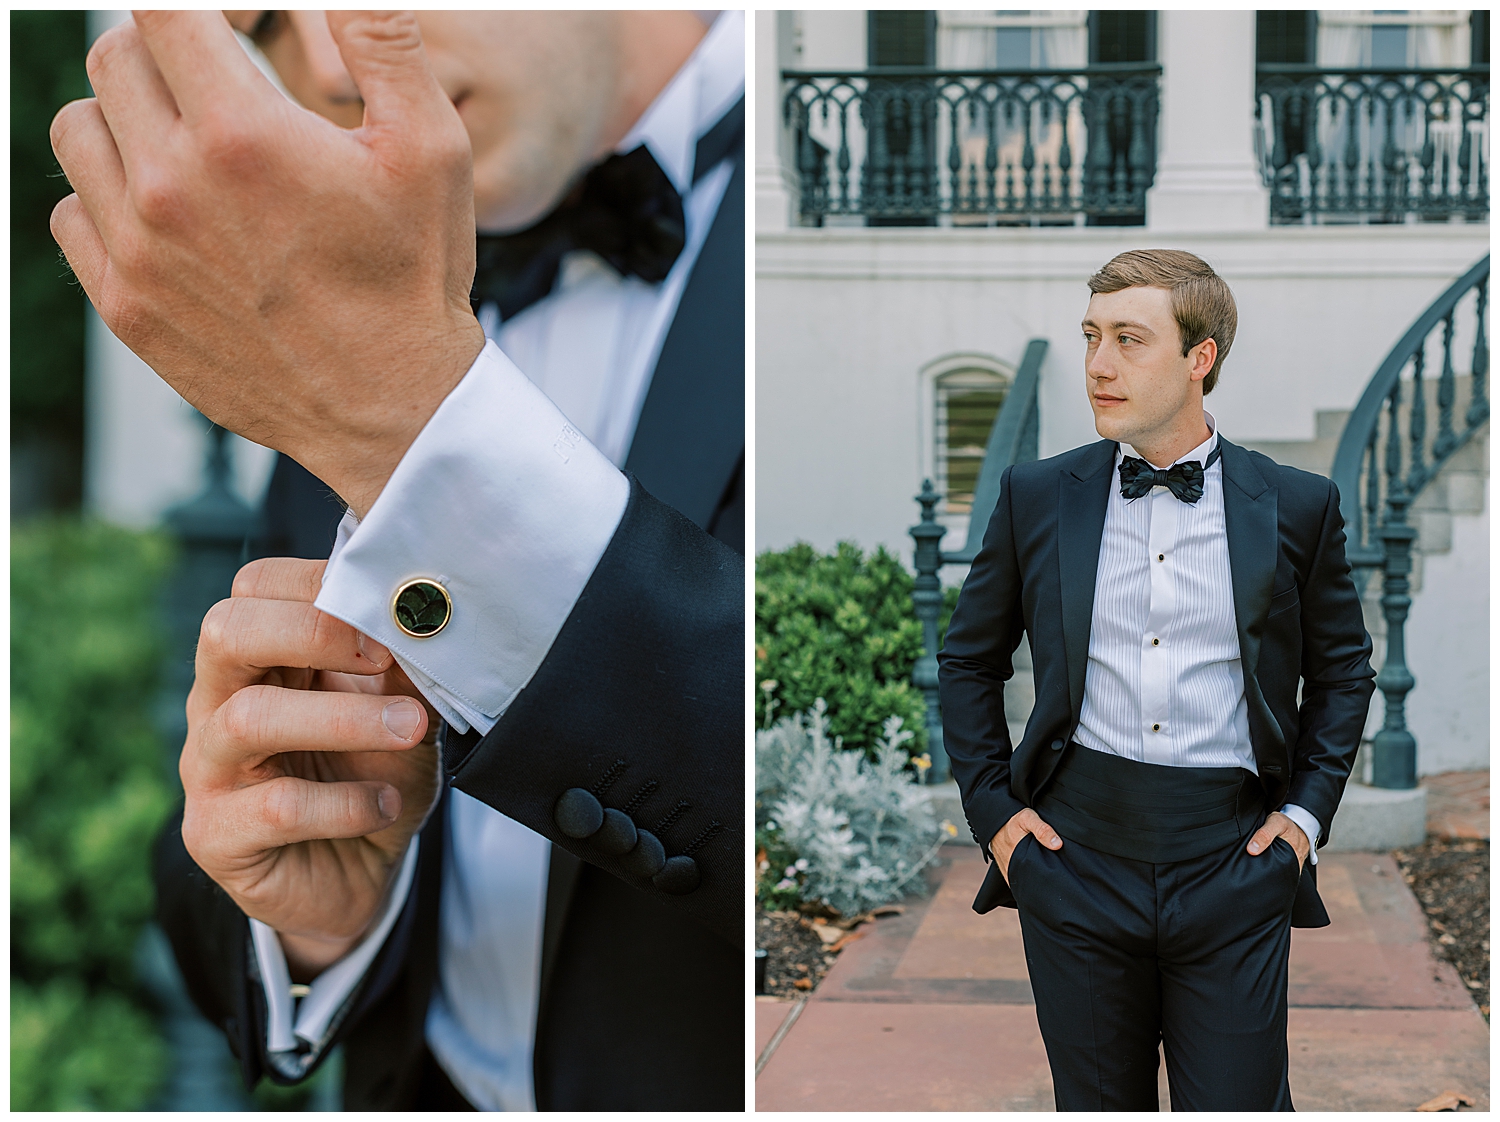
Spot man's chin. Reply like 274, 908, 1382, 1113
473, 156, 578, 235
1091, 413, 1132, 444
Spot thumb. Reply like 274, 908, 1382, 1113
325, 11, 450, 133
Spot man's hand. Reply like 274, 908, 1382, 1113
989, 808, 1063, 881
179, 557, 441, 980
1246, 811, 1310, 872
49, 11, 485, 517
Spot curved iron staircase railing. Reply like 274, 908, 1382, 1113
1328, 255, 1489, 790
910, 338, 1046, 781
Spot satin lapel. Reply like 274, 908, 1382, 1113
622, 147, 745, 529
1219, 439, 1278, 683
1057, 441, 1117, 720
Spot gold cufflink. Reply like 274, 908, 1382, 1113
392, 578, 452, 638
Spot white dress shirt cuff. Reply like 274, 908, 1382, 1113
1277, 803, 1321, 866
251, 837, 421, 1057
315, 339, 630, 736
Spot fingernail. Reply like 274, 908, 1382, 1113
358, 632, 390, 665
378, 787, 400, 820
382, 699, 421, 740
1249, 842, 1262, 853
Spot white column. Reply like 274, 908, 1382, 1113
754, 10, 795, 231
1145, 10, 1269, 233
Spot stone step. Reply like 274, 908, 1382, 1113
1325, 782, 1428, 851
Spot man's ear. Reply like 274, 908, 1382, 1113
1188, 337, 1217, 384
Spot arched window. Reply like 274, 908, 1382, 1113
935, 366, 1011, 516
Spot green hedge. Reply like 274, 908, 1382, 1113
755, 541, 958, 758
11, 520, 175, 1110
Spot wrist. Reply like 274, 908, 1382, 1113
292, 319, 486, 519
277, 929, 362, 983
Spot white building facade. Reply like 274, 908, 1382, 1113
755, 10, 1489, 775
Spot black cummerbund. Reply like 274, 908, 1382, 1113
1035, 743, 1265, 865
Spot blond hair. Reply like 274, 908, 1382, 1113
1087, 249, 1237, 393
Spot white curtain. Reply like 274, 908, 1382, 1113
1318, 12, 1467, 68
1415, 20, 1463, 67
1038, 19, 1087, 69
1316, 13, 1368, 68
936, 11, 1086, 70
937, 13, 993, 70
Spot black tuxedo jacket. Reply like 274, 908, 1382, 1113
154, 147, 746, 1110
938, 437, 1375, 928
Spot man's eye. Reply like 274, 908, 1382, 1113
1119, 335, 1136, 345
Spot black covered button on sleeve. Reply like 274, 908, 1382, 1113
594, 808, 638, 855
1050, 738, 1065, 751
652, 855, 700, 895
620, 829, 666, 877
554, 788, 604, 839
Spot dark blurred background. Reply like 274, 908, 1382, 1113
12, 10, 86, 518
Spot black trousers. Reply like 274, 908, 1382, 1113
1008, 827, 1301, 1111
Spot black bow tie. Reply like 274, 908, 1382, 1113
471, 95, 744, 321
1119, 445, 1221, 503
471, 145, 684, 321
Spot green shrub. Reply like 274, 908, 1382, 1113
11, 979, 170, 1112
755, 540, 957, 757
11, 519, 176, 1110
756, 702, 951, 916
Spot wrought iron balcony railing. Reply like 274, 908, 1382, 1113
783, 65, 1161, 226
1329, 255, 1488, 789
1256, 65, 1489, 224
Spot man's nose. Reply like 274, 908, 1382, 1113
289, 10, 362, 103
1086, 343, 1116, 381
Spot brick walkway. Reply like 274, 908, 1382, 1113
1425, 770, 1490, 840
756, 843, 1489, 1111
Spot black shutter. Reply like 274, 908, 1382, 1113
1085, 12, 1156, 227
864, 11, 936, 227
1255, 12, 1317, 65
1088, 11, 1156, 64
1472, 11, 1489, 66
867, 11, 935, 67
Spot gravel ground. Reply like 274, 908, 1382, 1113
1393, 838, 1489, 1019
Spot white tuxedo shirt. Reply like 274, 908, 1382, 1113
1074, 414, 1320, 860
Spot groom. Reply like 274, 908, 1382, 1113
939, 249, 1375, 1111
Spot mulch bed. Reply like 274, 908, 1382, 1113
1393, 838, 1489, 1019
756, 905, 900, 999
756, 910, 838, 998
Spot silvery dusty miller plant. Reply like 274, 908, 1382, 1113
757, 700, 944, 917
